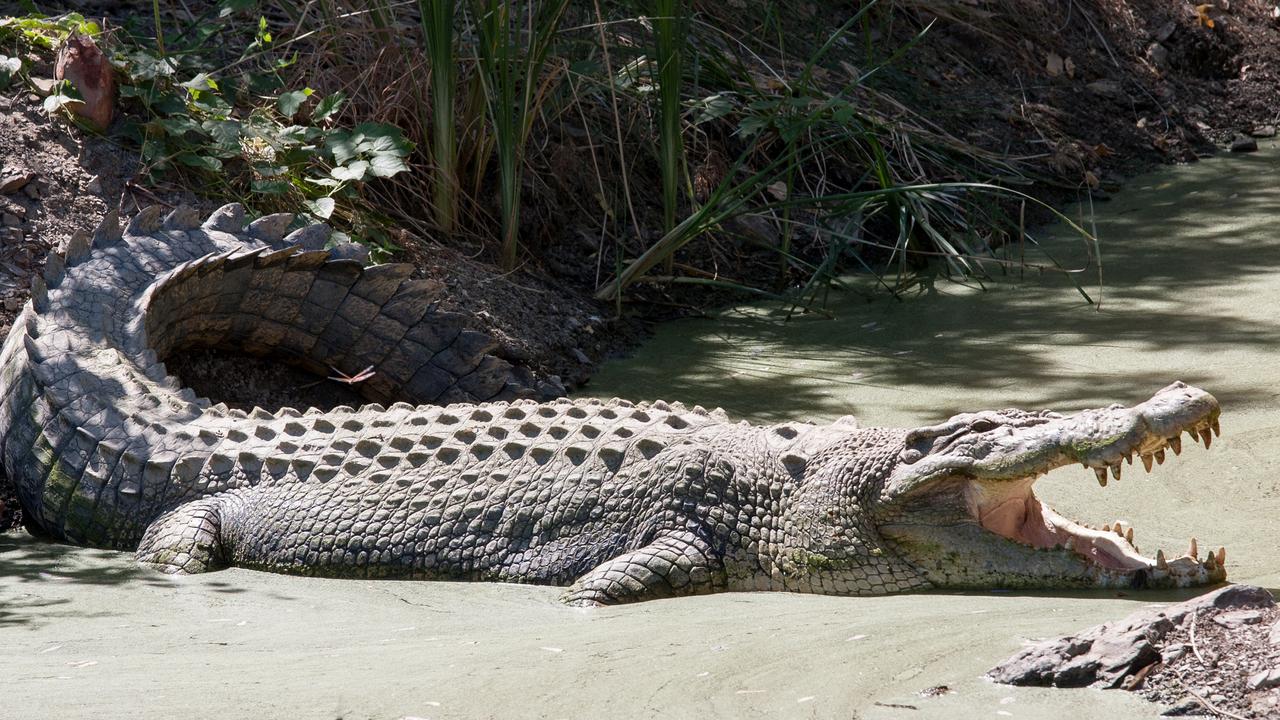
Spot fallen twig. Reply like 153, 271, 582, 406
1189, 610, 1206, 666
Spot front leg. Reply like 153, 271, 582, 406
561, 531, 724, 606
136, 497, 234, 574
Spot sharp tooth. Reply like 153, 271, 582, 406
1064, 537, 1076, 551
1125, 453, 1133, 465
1212, 419, 1221, 437
1125, 527, 1134, 545
1155, 449, 1166, 464
1169, 437, 1181, 455
1189, 537, 1198, 560
1141, 455, 1153, 472
1156, 549, 1168, 569
1205, 552, 1217, 570
1113, 521, 1125, 537
1095, 468, 1108, 487
1199, 429, 1212, 449
1188, 428, 1200, 445
1216, 547, 1226, 566
1102, 524, 1112, 533
1110, 464, 1122, 480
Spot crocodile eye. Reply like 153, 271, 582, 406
969, 419, 998, 433
899, 448, 923, 464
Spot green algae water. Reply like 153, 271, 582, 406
3, 146, 1279, 719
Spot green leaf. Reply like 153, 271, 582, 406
331, 160, 369, 182
368, 153, 408, 178
202, 119, 242, 149
277, 89, 309, 117
306, 197, 336, 220
325, 130, 360, 166
251, 178, 292, 195
124, 51, 177, 81
693, 93, 735, 125
312, 91, 345, 121
176, 152, 223, 171
180, 72, 219, 92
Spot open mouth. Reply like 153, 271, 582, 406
968, 415, 1226, 586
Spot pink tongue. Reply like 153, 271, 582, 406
978, 495, 1134, 570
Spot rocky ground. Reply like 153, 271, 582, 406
989, 585, 1280, 718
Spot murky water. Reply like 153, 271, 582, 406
3, 145, 1279, 719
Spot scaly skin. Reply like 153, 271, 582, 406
0, 205, 1229, 605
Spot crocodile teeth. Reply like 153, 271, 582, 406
1217, 547, 1226, 566
1156, 549, 1168, 569
1125, 527, 1134, 545
1155, 449, 1166, 464
1113, 521, 1125, 537
1189, 537, 1198, 560
1095, 468, 1108, 487
1212, 419, 1221, 437
1199, 428, 1212, 449
1110, 464, 1122, 481
1125, 453, 1133, 466
1169, 437, 1181, 455
1141, 455, 1153, 472
1102, 524, 1112, 533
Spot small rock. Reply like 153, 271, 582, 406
1161, 643, 1187, 663
1147, 43, 1169, 68
1212, 609, 1262, 628
1159, 696, 1203, 716
23, 183, 39, 200
1268, 618, 1280, 644
29, 77, 55, 96
0, 172, 34, 195
572, 348, 591, 365
1230, 136, 1259, 153
1, 213, 19, 227
1087, 79, 1126, 99
1247, 667, 1280, 691
1251, 125, 1277, 138
1154, 20, 1177, 43
3, 297, 19, 312
85, 175, 102, 194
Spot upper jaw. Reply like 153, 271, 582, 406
882, 382, 1221, 500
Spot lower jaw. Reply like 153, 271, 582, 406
977, 489, 1228, 587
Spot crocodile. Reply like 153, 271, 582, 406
0, 205, 1229, 605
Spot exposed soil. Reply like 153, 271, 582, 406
893, 0, 1280, 191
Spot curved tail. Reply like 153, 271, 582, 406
0, 204, 550, 545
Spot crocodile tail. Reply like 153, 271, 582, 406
0, 204, 549, 543
138, 203, 547, 406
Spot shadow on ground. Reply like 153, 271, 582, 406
587, 149, 1280, 424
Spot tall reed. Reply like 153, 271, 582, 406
652, 0, 687, 273
472, 0, 569, 270
419, 0, 459, 234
